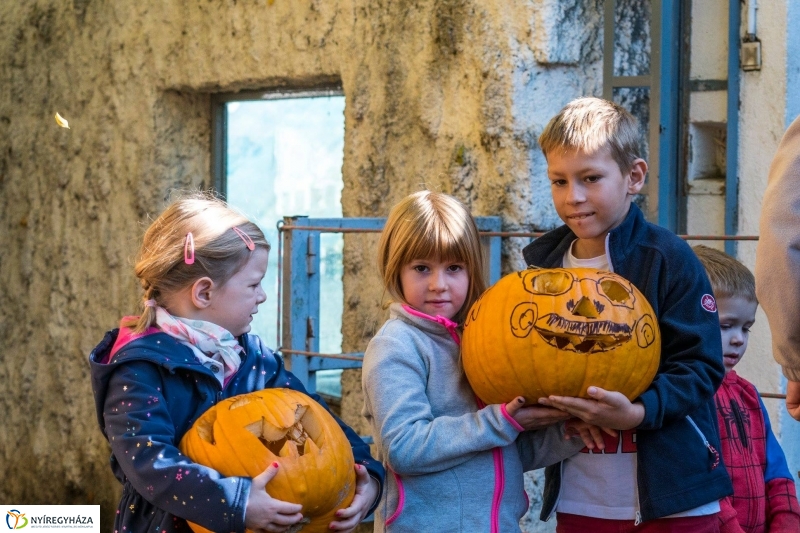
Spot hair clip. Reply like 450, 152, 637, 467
144, 299, 157, 308
184, 232, 195, 265
232, 227, 255, 251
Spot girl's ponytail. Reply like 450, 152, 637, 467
124, 192, 269, 334
121, 284, 160, 333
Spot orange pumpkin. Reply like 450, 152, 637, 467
462, 267, 660, 404
179, 388, 356, 533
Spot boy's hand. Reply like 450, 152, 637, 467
786, 381, 800, 421
564, 418, 617, 451
328, 464, 379, 532
538, 386, 645, 430
245, 463, 304, 532
505, 396, 571, 430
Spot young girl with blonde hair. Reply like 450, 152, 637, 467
361, 190, 582, 533
90, 192, 384, 533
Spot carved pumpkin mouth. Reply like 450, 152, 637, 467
535, 313, 632, 353
194, 395, 325, 458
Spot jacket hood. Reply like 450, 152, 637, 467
88, 328, 214, 437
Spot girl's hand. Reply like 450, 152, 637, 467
564, 418, 617, 451
245, 463, 304, 533
505, 396, 571, 430
538, 386, 645, 430
328, 464, 379, 532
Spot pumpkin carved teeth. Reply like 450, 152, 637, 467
539, 332, 630, 353
243, 407, 313, 457
536, 314, 632, 353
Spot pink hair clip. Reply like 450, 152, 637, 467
144, 299, 157, 308
232, 227, 255, 251
184, 232, 195, 265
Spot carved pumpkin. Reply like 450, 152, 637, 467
179, 388, 356, 533
462, 267, 660, 404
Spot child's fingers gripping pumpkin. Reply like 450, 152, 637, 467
506, 396, 572, 430
245, 463, 304, 532
328, 464, 380, 532
539, 386, 645, 430
564, 418, 617, 451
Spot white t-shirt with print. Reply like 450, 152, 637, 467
556, 240, 719, 519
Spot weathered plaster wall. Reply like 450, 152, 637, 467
0, 1, 608, 531
734, 0, 789, 435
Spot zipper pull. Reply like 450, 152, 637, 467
634, 511, 642, 526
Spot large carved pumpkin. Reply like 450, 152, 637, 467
462, 267, 660, 404
179, 388, 356, 533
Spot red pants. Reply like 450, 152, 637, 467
556, 512, 720, 533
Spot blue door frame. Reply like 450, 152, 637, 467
279, 215, 502, 392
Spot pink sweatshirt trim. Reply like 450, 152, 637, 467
401, 305, 461, 346
385, 470, 405, 526
475, 397, 505, 533
501, 403, 525, 432
490, 448, 505, 533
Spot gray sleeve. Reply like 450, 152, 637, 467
362, 333, 520, 476
516, 423, 584, 471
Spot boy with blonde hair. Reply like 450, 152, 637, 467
694, 244, 800, 533
525, 97, 733, 531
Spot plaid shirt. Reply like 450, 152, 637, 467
716, 371, 800, 533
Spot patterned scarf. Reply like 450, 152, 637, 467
154, 307, 243, 386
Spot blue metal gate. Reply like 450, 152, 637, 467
278, 215, 502, 392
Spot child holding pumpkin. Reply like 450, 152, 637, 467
89, 192, 384, 533
524, 97, 733, 531
361, 190, 585, 533
693, 244, 800, 533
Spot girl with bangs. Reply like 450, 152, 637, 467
361, 191, 583, 532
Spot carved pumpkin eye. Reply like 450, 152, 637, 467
599, 279, 632, 304
529, 271, 574, 295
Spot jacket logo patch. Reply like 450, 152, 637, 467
701, 294, 717, 312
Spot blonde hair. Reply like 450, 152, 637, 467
377, 191, 486, 325
123, 191, 270, 333
692, 245, 756, 302
538, 96, 642, 173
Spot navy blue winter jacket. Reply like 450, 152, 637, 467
89, 328, 384, 533
522, 203, 733, 522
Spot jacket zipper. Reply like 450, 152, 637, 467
634, 454, 642, 525
686, 415, 721, 469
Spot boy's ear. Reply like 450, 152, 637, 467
626, 158, 648, 194
189, 277, 216, 309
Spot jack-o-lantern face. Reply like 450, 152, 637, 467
179, 388, 355, 533
462, 267, 660, 404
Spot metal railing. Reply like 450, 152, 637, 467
275, 220, 783, 400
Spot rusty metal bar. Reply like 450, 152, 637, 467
278, 348, 364, 362
759, 392, 788, 400
281, 346, 786, 399
279, 224, 759, 242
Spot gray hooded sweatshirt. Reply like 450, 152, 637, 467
362, 303, 582, 532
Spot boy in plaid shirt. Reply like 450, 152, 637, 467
695, 245, 800, 533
